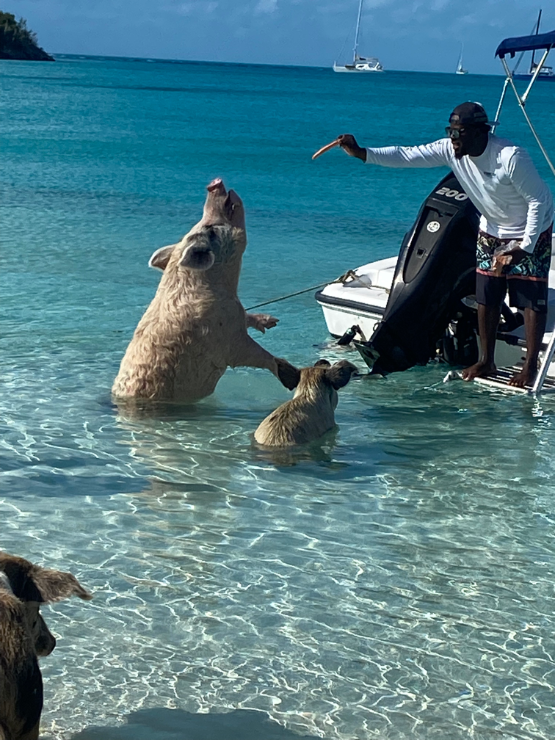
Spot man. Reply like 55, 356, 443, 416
338, 102, 554, 387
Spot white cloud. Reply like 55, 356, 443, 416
364, 0, 393, 8
176, 3, 194, 16
254, 0, 278, 14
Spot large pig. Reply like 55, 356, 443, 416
112, 179, 298, 403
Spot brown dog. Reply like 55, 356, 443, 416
0, 553, 92, 740
254, 359, 359, 446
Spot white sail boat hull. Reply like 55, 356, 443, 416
333, 60, 384, 73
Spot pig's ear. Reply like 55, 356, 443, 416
30, 566, 93, 604
276, 358, 301, 390
149, 244, 177, 271
314, 359, 331, 368
327, 361, 358, 390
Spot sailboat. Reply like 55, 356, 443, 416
333, 0, 384, 73
513, 9, 555, 81
455, 45, 468, 75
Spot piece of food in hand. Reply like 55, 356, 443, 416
492, 241, 519, 276
492, 256, 510, 276
312, 139, 340, 160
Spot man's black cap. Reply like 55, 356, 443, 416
449, 101, 492, 126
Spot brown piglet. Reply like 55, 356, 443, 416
254, 359, 359, 447
0, 552, 92, 740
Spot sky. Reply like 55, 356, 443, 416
5, 0, 555, 75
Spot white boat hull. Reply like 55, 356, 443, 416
316, 256, 395, 341
316, 237, 555, 380
333, 65, 384, 73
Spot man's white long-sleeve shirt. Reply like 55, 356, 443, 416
365, 135, 554, 252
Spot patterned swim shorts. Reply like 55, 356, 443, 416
475, 225, 553, 313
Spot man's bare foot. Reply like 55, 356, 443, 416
461, 361, 497, 382
508, 364, 537, 388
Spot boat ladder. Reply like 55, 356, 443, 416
474, 328, 555, 395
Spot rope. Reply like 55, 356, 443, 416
245, 270, 359, 311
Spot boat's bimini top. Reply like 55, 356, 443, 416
495, 30, 555, 58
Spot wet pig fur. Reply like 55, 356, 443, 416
254, 360, 359, 446
112, 179, 298, 403
0, 552, 92, 740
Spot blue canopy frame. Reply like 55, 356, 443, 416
495, 30, 555, 58
491, 28, 555, 186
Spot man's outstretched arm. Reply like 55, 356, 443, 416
338, 134, 451, 169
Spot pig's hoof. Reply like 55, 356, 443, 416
248, 313, 279, 333
276, 358, 300, 390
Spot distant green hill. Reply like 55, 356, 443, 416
0, 11, 54, 60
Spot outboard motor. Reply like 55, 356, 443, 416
355, 173, 479, 375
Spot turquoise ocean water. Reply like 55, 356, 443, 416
1, 55, 555, 739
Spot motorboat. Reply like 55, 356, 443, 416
315, 175, 555, 385
316, 26, 555, 394
333, 0, 384, 73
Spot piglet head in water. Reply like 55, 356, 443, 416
149, 178, 247, 274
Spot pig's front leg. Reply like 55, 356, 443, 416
246, 312, 279, 334
229, 336, 299, 390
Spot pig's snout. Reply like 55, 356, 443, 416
207, 178, 226, 195
36, 630, 56, 657
34, 614, 57, 657
203, 180, 245, 229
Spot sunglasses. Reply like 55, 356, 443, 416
445, 126, 468, 139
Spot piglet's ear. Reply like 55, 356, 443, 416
327, 361, 358, 390
148, 244, 177, 271
314, 359, 331, 367
31, 567, 93, 604
276, 358, 301, 390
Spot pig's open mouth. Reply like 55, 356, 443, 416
205, 179, 244, 227
224, 190, 241, 220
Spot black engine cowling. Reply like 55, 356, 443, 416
356, 173, 480, 375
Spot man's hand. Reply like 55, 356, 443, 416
338, 134, 367, 161
492, 246, 527, 276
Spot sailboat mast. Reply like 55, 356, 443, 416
530, 9, 542, 71
353, 0, 364, 60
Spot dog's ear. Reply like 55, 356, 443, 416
30, 567, 93, 604
314, 359, 331, 367
149, 244, 177, 271
327, 361, 358, 390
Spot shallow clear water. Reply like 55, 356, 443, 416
1, 56, 555, 740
